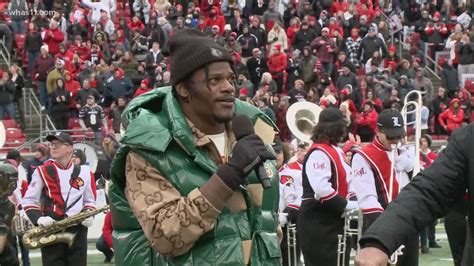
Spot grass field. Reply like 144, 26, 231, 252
26, 226, 455, 266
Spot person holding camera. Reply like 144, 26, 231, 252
0, 71, 16, 120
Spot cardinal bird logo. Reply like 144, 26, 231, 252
70, 177, 85, 190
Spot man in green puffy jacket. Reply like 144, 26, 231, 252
109, 28, 282, 265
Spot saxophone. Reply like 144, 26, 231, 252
22, 205, 109, 250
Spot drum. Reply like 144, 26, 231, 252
73, 143, 99, 172
72, 143, 109, 178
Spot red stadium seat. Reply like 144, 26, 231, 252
6, 128, 24, 140
68, 118, 82, 129
1, 119, 19, 129
465, 80, 474, 94
71, 127, 86, 142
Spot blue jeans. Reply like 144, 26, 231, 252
0, 103, 15, 119
94, 130, 102, 146
28, 51, 39, 73
10, 20, 26, 35
37, 81, 47, 108
322, 62, 334, 77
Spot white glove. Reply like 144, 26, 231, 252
81, 217, 94, 227
278, 213, 288, 226
19, 210, 28, 219
37, 216, 55, 227
341, 200, 359, 218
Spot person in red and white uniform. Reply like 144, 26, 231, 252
22, 132, 96, 266
297, 107, 354, 266
278, 143, 307, 266
351, 109, 418, 266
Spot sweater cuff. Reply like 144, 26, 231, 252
319, 194, 347, 215
359, 238, 390, 256
25, 209, 42, 225
199, 174, 234, 211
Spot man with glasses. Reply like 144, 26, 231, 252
22, 132, 96, 266
351, 109, 418, 266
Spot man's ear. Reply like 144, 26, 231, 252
175, 82, 190, 99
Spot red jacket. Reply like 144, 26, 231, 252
127, 21, 145, 32
439, 98, 464, 133
70, 44, 90, 58
134, 87, 151, 98
420, 150, 437, 170
355, 109, 378, 133
43, 28, 65, 55
102, 212, 113, 248
203, 15, 226, 34
65, 79, 81, 109
267, 52, 287, 77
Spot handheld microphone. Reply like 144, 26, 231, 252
232, 115, 272, 189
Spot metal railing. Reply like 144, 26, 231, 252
0, 37, 10, 66
397, 36, 441, 81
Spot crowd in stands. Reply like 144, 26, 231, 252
0, 0, 473, 149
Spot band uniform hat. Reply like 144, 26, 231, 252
46, 132, 74, 145
377, 109, 405, 138
170, 28, 233, 85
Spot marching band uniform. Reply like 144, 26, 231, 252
22, 133, 96, 266
351, 110, 417, 266
297, 108, 354, 266
279, 161, 303, 266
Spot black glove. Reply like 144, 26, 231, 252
216, 134, 275, 190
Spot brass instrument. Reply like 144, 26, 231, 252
337, 209, 363, 266
22, 205, 109, 250
286, 222, 298, 266
402, 90, 424, 176
286, 101, 323, 144
11, 213, 33, 236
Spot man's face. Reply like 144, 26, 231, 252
83, 80, 90, 88
87, 97, 95, 106
420, 138, 428, 150
338, 54, 346, 61
342, 67, 350, 75
296, 147, 307, 162
345, 151, 353, 164
34, 151, 43, 160
453, 102, 459, 108
376, 129, 403, 149
184, 62, 236, 124
118, 98, 126, 107
49, 140, 73, 160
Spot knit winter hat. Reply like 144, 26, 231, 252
170, 29, 233, 85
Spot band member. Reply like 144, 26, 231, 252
109, 29, 280, 265
351, 110, 418, 265
297, 107, 355, 266
279, 143, 307, 266
0, 163, 19, 266
22, 132, 96, 266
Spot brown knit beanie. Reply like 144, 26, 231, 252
170, 28, 233, 85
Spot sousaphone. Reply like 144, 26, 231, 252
286, 101, 323, 144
